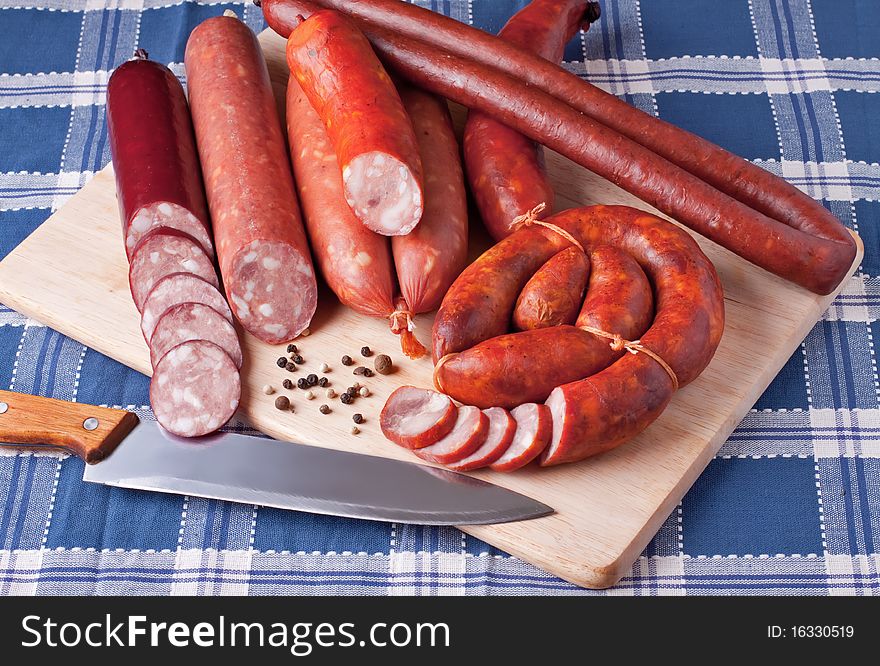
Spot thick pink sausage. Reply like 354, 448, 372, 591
185, 16, 317, 344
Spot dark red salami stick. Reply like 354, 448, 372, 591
261, 0, 855, 295
463, 0, 599, 241
286, 10, 424, 236
185, 15, 317, 344
106, 52, 214, 260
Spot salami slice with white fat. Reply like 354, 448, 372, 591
380, 386, 458, 449
150, 340, 240, 437
126, 201, 214, 261
128, 228, 218, 311
412, 405, 489, 465
149, 302, 243, 369
447, 407, 517, 472
489, 403, 552, 472
140, 273, 233, 344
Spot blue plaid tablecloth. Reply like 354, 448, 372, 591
1, 0, 878, 596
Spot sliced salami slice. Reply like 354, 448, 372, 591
380, 386, 457, 449
150, 340, 240, 437
129, 228, 218, 311
141, 273, 233, 344
149, 302, 242, 369
490, 403, 552, 472
447, 407, 516, 472
126, 201, 214, 261
412, 405, 489, 465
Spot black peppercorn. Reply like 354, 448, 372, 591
282, 379, 294, 390
287, 343, 298, 354
340, 392, 354, 405
360, 346, 372, 357
353, 366, 367, 376
352, 413, 364, 424
293, 354, 304, 364
307, 373, 318, 386
341, 355, 353, 366
286, 361, 296, 372
276, 356, 287, 368
318, 377, 329, 387
362, 368, 374, 377
319, 404, 331, 415
297, 377, 309, 390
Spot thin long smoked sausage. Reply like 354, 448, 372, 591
435, 245, 653, 409
463, 0, 600, 240
392, 85, 468, 314
286, 10, 424, 236
262, 0, 855, 295
106, 52, 214, 260
186, 15, 317, 344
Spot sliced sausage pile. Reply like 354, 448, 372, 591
284, 10, 467, 358
107, 52, 242, 437
382, 206, 725, 471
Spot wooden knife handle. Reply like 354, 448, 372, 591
0, 390, 139, 463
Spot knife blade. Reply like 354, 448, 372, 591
0, 390, 553, 525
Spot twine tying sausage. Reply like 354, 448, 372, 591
579, 324, 679, 391
512, 203, 586, 254
389, 299, 427, 360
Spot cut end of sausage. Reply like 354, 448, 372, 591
149, 302, 243, 370
541, 386, 566, 466
412, 405, 489, 465
447, 407, 516, 472
150, 340, 241, 437
129, 228, 219, 311
490, 402, 552, 472
380, 386, 457, 449
141, 272, 233, 344
343, 152, 423, 236
126, 201, 214, 261
228, 239, 317, 344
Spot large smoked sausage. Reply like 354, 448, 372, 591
286, 78, 425, 357
106, 52, 214, 260
185, 15, 317, 344
392, 85, 468, 315
434, 245, 653, 409
262, 0, 855, 295
463, 0, 600, 240
286, 10, 424, 236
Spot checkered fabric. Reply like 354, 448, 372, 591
1, 0, 879, 596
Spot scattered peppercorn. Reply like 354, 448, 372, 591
350, 426, 360, 435
297, 377, 309, 390
352, 413, 364, 424
340, 392, 354, 405
363, 368, 374, 377
360, 346, 372, 357
325, 388, 337, 399
262, 384, 275, 395
286, 361, 296, 372
307, 373, 318, 386
374, 354, 393, 375
351, 383, 361, 391
274, 396, 290, 411
319, 362, 330, 373
318, 377, 329, 387
304, 390, 314, 400
319, 404, 331, 415
353, 366, 367, 376
358, 387, 370, 398
341, 355, 353, 366
276, 356, 287, 368
282, 379, 294, 390
300, 328, 310, 337
293, 354, 304, 364
287, 343, 298, 354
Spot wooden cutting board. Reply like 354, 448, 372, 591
0, 29, 862, 589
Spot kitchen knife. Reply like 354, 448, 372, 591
0, 390, 553, 525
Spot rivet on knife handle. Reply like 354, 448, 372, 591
0, 390, 139, 463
